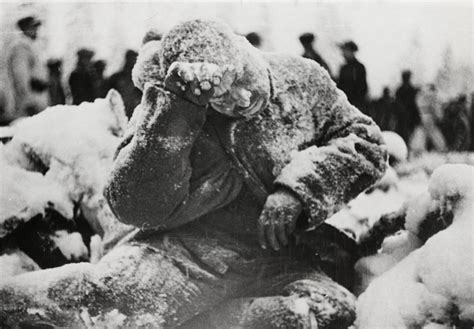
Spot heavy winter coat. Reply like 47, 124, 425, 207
105, 20, 387, 255
4, 34, 48, 121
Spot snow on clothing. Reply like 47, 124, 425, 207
3, 34, 48, 122
105, 20, 386, 327
302, 48, 331, 76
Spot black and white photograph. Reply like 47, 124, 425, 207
0, 0, 473, 327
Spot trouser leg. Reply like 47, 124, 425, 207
179, 266, 356, 329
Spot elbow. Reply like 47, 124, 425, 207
104, 174, 176, 230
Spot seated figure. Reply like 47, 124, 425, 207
105, 19, 386, 327
0, 20, 386, 328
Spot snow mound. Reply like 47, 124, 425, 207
51, 231, 89, 261
0, 151, 73, 237
382, 131, 408, 163
356, 164, 474, 328
0, 250, 40, 279
2, 89, 132, 246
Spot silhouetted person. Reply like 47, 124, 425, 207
4, 15, 49, 122
93, 60, 108, 98
69, 49, 96, 105
395, 70, 420, 142
299, 33, 330, 75
440, 94, 471, 151
108, 50, 141, 117
337, 41, 368, 114
245, 32, 262, 48
370, 87, 397, 131
46, 59, 65, 106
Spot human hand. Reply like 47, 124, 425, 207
164, 62, 223, 106
164, 61, 262, 118
258, 189, 303, 251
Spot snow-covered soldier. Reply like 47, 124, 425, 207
105, 20, 387, 327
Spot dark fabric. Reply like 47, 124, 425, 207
368, 95, 399, 132
69, 66, 96, 105
337, 59, 368, 113
395, 83, 420, 142
441, 99, 471, 151
109, 70, 142, 117
48, 75, 65, 105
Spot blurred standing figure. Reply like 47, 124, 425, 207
299, 33, 331, 75
109, 50, 141, 118
337, 41, 368, 114
245, 32, 262, 49
395, 70, 420, 143
370, 87, 397, 132
46, 59, 65, 106
440, 94, 471, 151
69, 49, 96, 105
93, 60, 108, 98
410, 84, 446, 155
4, 15, 49, 122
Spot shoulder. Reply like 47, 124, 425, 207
263, 52, 330, 86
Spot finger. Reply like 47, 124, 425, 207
257, 215, 267, 250
188, 79, 201, 96
265, 221, 280, 251
276, 215, 289, 247
232, 88, 251, 108
200, 80, 212, 91
177, 64, 194, 82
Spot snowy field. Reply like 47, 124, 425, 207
0, 93, 472, 327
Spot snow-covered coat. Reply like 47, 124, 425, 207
105, 20, 387, 250
4, 34, 48, 121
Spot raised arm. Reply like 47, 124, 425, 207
105, 66, 243, 230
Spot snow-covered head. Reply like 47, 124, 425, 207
133, 19, 271, 106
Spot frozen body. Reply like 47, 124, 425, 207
0, 20, 386, 328
105, 19, 386, 327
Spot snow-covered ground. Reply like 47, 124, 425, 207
356, 164, 474, 328
0, 89, 132, 278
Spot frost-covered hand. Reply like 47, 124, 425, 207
164, 62, 223, 106
258, 189, 303, 251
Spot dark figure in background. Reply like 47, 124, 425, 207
92, 60, 108, 98
4, 15, 49, 122
46, 59, 65, 106
395, 70, 420, 143
337, 41, 368, 114
69, 49, 96, 105
245, 32, 262, 48
440, 94, 471, 151
369, 87, 397, 132
108, 50, 142, 118
299, 33, 331, 75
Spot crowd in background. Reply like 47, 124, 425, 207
247, 30, 473, 154
1, 14, 472, 156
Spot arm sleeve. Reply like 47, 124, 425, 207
105, 84, 242, 230
274, 68, 387, 228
